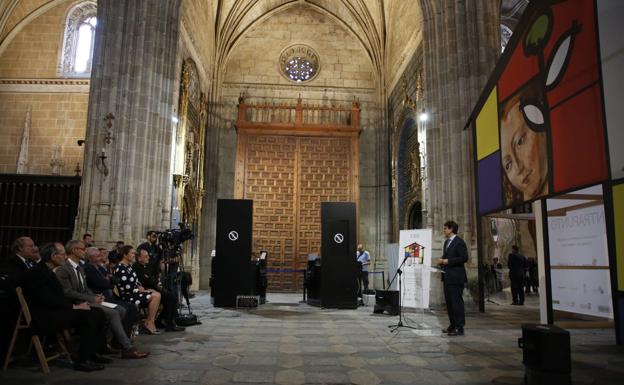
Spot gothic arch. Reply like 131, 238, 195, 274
0, 0, 70, 57
220, 2, 381, 82
405, 200, 423, 230
391, 104, 422, 238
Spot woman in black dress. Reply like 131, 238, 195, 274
114, 245, 162, 334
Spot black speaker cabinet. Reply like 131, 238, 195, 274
214, 199, 253, 307
373, 290, 399, 315
518, 324, 571, 385
320, 202, 357, 309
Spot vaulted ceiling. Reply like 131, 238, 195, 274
180, 0, 423, 89
1, 0, 423, 89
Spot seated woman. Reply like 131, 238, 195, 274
114, 245, 162, 335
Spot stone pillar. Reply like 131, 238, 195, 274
418, 0, 499, 307
75, 0, 182, 244
198, 86, 222, 289
419, 0, 500, 247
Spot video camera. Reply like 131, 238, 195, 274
156, 224, 193, 259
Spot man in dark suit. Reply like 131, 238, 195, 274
56, 240, 148, 359
507, 245, 527, 305
83, 246, 139, 335
2, 237, 40, 287
0, 236, 41, 362
437, 220, 469, 336
134, 249, 184, 332
22, 242, 107, 371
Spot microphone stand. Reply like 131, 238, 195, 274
388, 253, 418, 333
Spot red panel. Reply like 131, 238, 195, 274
498, 38, 540, 103
550, 84, 607, 192
545, 0, 600, 107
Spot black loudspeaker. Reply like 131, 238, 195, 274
214, 199, 253, 307
305, 258, 322, 307
321, 202, 357, 309
518, 324, 571, 385
373, 290, 399, 315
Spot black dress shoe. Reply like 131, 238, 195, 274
74, 360, 105, 372
447, 328, 465, 336
121, 347, 150, 359
91, 354, 112, 364
442, 326, 455, 333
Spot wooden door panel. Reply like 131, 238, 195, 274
238, 134, 355, 292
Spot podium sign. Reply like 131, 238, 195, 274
214, 199, 252, 307
398, 229, 433, 309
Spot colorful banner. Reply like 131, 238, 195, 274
471, 0, 609, 214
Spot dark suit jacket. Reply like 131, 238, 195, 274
22, 262, 76, 333
1, 254, 32, 289
133, 262, 160, 290
55, 260, 97, 304
83, 263, 114, 299
441, 235, 469, 285
507, 252, 527, 279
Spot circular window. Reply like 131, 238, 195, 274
279, 44, 320, 83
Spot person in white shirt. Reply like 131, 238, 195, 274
356, 243, 371, 299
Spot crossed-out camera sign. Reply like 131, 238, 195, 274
228, 230, 239, 242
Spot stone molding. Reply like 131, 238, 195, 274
222, 81, 375, 94
0, 78, 90, 93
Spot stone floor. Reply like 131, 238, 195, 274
1, 291, 622, 385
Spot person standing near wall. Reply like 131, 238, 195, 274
356, 243, 370, 302
507, 245, 527, 305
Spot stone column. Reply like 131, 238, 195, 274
417, 0, 499, 308
419, 0, 500, 248
75, 0, 182, 244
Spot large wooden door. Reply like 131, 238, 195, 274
235, 134, 358, 291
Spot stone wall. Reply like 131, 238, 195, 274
224, 6, 374, 89
0, 0, 88, 176
207, 4, 390, 285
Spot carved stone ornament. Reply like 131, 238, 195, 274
59, 1, 97, 76
279, 44, 320, 83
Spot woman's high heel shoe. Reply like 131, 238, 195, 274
141, 325, 161, 335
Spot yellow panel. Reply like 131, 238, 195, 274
476, 87, 500, 160
614, 183, 624, 291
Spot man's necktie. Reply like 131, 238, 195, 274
76, 266, 85, 291
444, 239, 450, 253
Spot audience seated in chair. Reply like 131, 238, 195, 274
20, 241, 108, 371
83, 246, 139, 339
114, 246, 162, 335
55, 240, 148, 359
0, 237, 41, 363
134, 249, 184, 332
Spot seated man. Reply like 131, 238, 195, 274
108, 241, 124, 265
1, 236, 41, 362
84, 246, 139, 337
55, 240, 149, 359
133, 249, 184, 332
22, 242, 107, 371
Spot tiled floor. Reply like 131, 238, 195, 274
1, 291, 622, 385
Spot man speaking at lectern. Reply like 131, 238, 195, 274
437, 220, 468, 336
